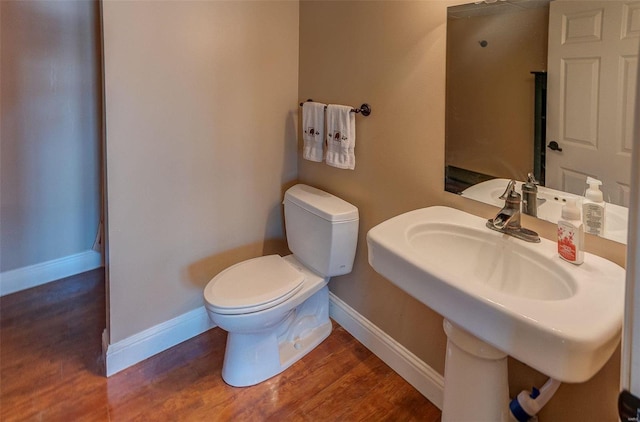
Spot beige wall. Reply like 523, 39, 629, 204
102, 0, 299, 342
446, 7, 548, 181
299, 1, 626, 420
0, 0, 102, 271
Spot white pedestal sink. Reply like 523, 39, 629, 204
367, 206, 625, 420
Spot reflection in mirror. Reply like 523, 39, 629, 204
444, 0, 638, 245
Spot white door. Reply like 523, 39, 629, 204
546, 0, 638, 206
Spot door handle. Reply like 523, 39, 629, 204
547, 141, 563, 152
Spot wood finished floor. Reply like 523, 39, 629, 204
0, 269, 441, 421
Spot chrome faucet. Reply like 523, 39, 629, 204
487, 179, 540, 242
521, 173, 546, 217
521, 173, 538, 217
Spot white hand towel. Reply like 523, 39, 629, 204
325, 104, 356, 170
302, 101, 326, 162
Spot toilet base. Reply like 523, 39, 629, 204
221, 285, 331, 387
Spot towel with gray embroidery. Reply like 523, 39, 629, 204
302, 101, 326, 162
325, 104, 356, 170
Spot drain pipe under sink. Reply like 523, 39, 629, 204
509, 378, 561, 421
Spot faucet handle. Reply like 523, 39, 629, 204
499, 180, 517, 200
526, 173, 539, 185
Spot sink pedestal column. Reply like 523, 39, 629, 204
442, 319, 510, 422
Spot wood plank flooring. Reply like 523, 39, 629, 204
0, 269, 441, 421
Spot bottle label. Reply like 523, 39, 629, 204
583, 204, 604, 235
558, 222, 577, 261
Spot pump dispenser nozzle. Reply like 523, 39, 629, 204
585, 177, 603, 203
561, 198, 581, 220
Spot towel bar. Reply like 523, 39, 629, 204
299, 99, 371, 117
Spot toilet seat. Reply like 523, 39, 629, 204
204, 255, 305, 315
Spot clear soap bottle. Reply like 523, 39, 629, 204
582, 177, 606, 236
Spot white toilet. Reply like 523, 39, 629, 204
203, 184, 359, 387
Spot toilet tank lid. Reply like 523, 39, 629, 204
284, 184, 359, 222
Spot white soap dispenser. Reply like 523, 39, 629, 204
558, 198, 584, 265
582, 177, 606, 236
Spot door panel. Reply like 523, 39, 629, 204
546, 1, 637, 206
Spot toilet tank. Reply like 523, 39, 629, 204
283, 184, 359, 277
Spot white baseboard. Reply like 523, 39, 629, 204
329, 292, 444, 410
0, 250, 103, 297
105, 306, 216, 377
102, 287, 444, 404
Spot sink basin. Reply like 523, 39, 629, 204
407, 223, 575, 301
367, 206, 625, 383
461, 178, 629, 244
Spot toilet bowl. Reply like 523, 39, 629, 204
203, 184, 359, 387
205, 255, 330, 387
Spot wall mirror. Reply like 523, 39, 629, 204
444, 0, 638, 244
